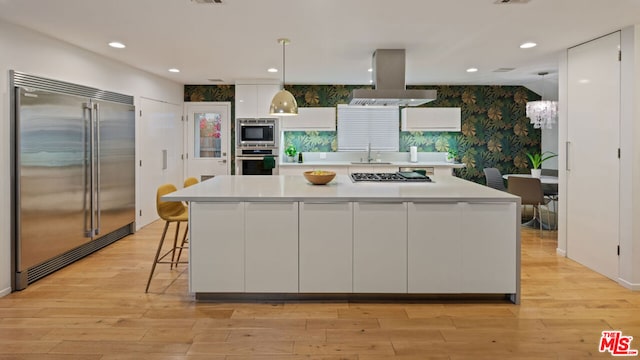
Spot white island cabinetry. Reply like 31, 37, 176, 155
245, 202, 299, 292
407, 202, 518, 294
190, 202, 245, 292
299, 202, 353, 292
460, 202, 517, 293
353, 202, 407, 293
165, 175, 521, 303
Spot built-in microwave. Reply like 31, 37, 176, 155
236, 118, 278, 147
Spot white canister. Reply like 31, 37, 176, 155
410, 146, 418, 162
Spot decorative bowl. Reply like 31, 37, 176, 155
303, 170, 336, 185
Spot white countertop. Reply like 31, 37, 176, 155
163, 175, 519, 203
279, 161, 466, 168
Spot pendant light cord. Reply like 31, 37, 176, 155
282, 40, 286, 89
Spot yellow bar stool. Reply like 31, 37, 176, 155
145, 184, 189, 293
184, 177, 199, 188
174, 177, 199, 266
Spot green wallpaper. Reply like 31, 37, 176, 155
184, 84, 541, 183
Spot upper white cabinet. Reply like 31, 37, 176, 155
235, 83, 280, 118
280, 107, 336, 131
401, 107, 461, 131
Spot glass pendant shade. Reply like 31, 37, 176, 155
270, 38, 298, 116
526, 100, 557, 129
269, 89, 298, 116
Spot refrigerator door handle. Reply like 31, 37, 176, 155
94, 103, 100, 236
83, 102, 93, 237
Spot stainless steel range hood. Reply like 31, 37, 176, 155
349, 49, 436, 106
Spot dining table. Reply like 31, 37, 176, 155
503, 173, 559, 230
502, 173, 558, 184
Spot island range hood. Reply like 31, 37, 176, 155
349, 49, 436, 106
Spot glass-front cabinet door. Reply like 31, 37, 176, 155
184, 102, 230, 180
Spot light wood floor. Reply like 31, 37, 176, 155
1, 222, 639, 359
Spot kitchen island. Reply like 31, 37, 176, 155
163, 174, 521, 303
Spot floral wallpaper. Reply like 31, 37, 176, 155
184, 84, 541, 183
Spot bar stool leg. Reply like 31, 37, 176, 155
146, 221, 170, 293
170, 222, 181, 269
175, 223, 188, 266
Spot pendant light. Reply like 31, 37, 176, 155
526, 72, 557, 129
269, 38, 298, 116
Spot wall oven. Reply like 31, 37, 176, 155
237, 118, 277, 147
235, 148, 279, 175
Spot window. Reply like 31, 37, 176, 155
337, 105, 399, 151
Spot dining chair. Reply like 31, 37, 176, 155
483, 167, 507, 191
145, 183, 189, 293
507, 176, 550, 238
541, 169, 558, 230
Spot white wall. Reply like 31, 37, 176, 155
0, 19, 183, 296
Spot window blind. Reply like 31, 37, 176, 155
337, 105, 399, 152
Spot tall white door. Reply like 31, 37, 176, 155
138, 98, 183, 228
567, 32, 620, 280
184, 102, 231, 180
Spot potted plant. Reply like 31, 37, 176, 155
285, 144, 297, 163
526, 151, 557, 178
446, 148, 457, 163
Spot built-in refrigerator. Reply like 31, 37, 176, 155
10, 71, 136, 290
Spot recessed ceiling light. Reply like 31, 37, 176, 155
168, 68, 180, 73
520, 42, 537, 49
466, 68, 478, 73
108, 42, 126, 49
267, 68, 278, 73
369, 79, 373, 83
368, 68, 373, 72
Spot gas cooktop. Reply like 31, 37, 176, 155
350, 172, 432, 182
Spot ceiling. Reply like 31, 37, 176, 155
2, 0, 640, 93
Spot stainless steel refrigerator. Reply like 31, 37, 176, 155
10, 71, 136, 290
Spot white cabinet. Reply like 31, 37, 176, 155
460, 202, 517, 293
353, 202, 407, 293
281, 107, 336, 131
408, 203, 462, 293
235, 84, 280, 118
401, 107, 461, 131
299, 202, 353, 292
244, 202, 299, 292
408, 201, 517, 294
190, 202, 245, 292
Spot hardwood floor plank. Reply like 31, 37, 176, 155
224, 328, 326, 342
293, 340, 395, 356
49, 340, 190, 355
187, 341, 294, 355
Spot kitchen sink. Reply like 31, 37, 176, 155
350, 161, 392, 164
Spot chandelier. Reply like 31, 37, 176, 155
526, 72, 557, 129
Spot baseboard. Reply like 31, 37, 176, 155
618, 278, 640, 291
0, 286, 11, 297
556, 248, 566, 256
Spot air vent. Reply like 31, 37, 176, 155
208, 78, 224, 83
493, 67, 516, 73
191, 0, 223, 4
493, 0, 531, 3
